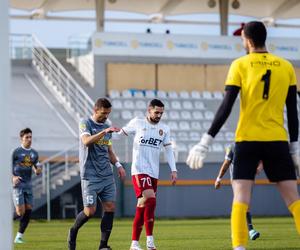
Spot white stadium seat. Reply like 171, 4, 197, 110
181, 110, 192, 120
121, 110, 133, 120
124, 100, 135, 109
182, 100, 193, 109
121, 89, 132, 98
157, 90, 167, 98
133, 91, 144, 98
167, 121, 179, 130
192, 111, 204, 120
135, 100, 147, 109
179, 121, 190, 130
190, 121, 202, 130
213, 91, 223, 99
168, 91, 179, 99
171, 100, 182, 109
194, 101, 205, 110
202, 91, 213, 99
145, 90, 156, 98
179, 91, 190, 99
133, 110, 145, 118
109, 90, 120, 99
169, 111, 180, 120
204, 111, 214, 120
191, 91, 201, 99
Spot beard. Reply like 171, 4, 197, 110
149, 116, 160, 124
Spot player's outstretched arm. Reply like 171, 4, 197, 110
81, 127, 120, 146
164, 144, 177, 185
108, 145, 126, 180
186, 86, 239, 170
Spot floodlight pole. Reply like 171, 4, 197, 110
95, 0, 105, 31
219, 0, 229, 35
0, 0, 13, 249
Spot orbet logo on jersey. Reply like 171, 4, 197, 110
139, 136, 162, 147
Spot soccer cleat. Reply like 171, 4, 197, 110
67, 228, 77, 250
249, 229, 260, 240
146, 239, 157, 250
14, 237, 24, 244
130, 241, 143, 250
99, 246, 112, 250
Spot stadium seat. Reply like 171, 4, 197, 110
168, 91, 179, 99
176, 143, 188, 152
202, 91, 213, 99
133, 91, 144, 98
213, 91, 223, 99
121, 89, 132, 98
191, 91, 201, 99
109, 90, 120, 99
204, 111, 214, 120
182, 100, 193, 109
181, 110, 192, 120
202, 121, 211, 130
167, 121, 179, 130
163, 100, 170, 109
189, 131, 201, 141
190, 121, 202, 130
135, 100, 147, 109
157, 90, 167, 98
176, 131, 189, 140
179, 91, 190, 99
194, 101, 205, 110
215, 131, 225, 141
212, 143, 224, 152
145, 90, 156, 98
133, 110, 145, 118
111, 99, 123, 109
124, 100, 135, 109
61, 193, 78, 219
169, 110, 180, 120
179, 121, 190, 130
192, 111, 204, 120
171, 100, 182, 109
162, 112, 168, 120
225, 131, 235, 141
121, 110, 133, 120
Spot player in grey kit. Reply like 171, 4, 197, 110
12, 128, 42, 244
68, 98, 126, 250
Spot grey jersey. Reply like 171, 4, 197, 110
79, 117, 113, 180
12, 146, 39, 189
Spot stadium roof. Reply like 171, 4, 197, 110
10, 0, 300, 34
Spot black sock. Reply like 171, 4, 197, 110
13, 211, 21, 220
19, 209, 32, 234
71, 211, 90, 232
246, 211, 254, 231
99, 212, 114, 249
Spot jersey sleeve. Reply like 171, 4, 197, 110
288, 62, 297, 87
12, 149, 17, 175
79, 119, 91, 137
121, 117, 137, 135
163, 126, 172, 146
225, 59, 242, 88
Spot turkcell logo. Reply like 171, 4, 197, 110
139, 137, 162, 146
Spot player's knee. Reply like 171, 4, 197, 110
103, 202, 115, 212
84, 207, 96, 217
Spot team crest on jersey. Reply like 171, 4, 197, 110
79, 123, 87, 133
159, 129, 163, 136
22, 155, 32, 167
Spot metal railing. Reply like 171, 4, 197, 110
32, 144, 79, 221
31, 34, 94, 122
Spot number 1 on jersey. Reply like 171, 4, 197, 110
261, 69, 271, 100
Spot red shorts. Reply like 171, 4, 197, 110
132, 174, 158, 198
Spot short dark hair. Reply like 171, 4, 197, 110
149, 99, 164, 108
243, 21, 267, 48
20, 128, 32, 138
94, 98, 112, 109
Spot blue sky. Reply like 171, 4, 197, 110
10, 9, 300, 48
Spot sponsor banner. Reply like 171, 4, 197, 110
93, 32, 300, 60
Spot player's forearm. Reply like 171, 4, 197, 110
207, 86, 239, 137
286, 85, 299, 142
165, 145, 177, 172
81, 131, 107, 146
217, 161, 230, 179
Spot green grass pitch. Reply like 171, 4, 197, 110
14, 217, 300, 249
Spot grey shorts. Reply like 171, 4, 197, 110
13, 187, 33, 207
81, 178, 116, 207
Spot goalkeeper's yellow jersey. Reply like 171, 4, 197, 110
225, 52, 297, 142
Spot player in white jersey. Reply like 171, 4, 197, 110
119, 99, 177, 250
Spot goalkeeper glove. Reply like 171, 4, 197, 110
186, 133, 213, 169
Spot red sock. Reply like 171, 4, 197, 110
132, 206, 145, 241
144, 197, 156, 236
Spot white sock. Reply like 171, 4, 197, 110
16, 232, 23, 239
131, 240, 139, 246
234, 246, 246, 250
147, 235, 154, 242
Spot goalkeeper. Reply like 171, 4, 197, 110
215, 144, 261, 241
187, 21, 300, 250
